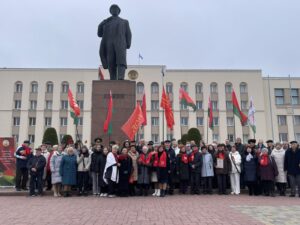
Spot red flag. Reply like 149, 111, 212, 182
68, 89, 80, 117
160, 87, 174, 130
121, 104, 145, 140
232, 89, 248, 126
98, 67, 105, 80
208, 97, 213, 130
141, 93, 147, 126
103, 91, 113, 134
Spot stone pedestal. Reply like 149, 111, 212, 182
91, 80, 136, 146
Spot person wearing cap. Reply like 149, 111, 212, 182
266, 140, 274, 155
164, 140, 176, 195
201, 146, 214, 194
128, 145, 139, 196
214, 144, 231, 195
176, 145, 190, 194
271, 142, 287, 196
258, 148, 278, 197
14, 140, 33, 191
50, 145, 63, 197
284, 141, 300, 197
189, 144, 202, 195
243, 145, 258, 196
27, 147, 46, 196
229, 146, 242, 195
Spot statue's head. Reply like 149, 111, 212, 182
110, 4, 121, 16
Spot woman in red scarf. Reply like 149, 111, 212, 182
118, 147, 132, 197
157, 145, 168, 197
259, 148, 278, 197
149, 144, 159, 196
137, 146, 151, 196
176, 146, 190, 194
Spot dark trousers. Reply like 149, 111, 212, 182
190, 173, 201, 194
276, 182, 286, 195
203, 177, 213, 194
129, 182, 137, 196
217, 174, 227, 194
108, 179, 116, 195
179, 180, 189, 194
100, 185, 108, 194
29, 172, 43, 195
261, 180, 274, 196
108, 65, 126, 80
15, 167, 28, 189
288, 174, 300, 196
168, 170, 175, 194
246, 181, 256, 196
254, 178, 262, 195
46, 171, 52, 190
138, 184, 149, 196
78, 171, 89, 193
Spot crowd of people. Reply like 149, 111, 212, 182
14, 137, 300, 198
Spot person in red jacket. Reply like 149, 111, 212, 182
157, 145, 169, 197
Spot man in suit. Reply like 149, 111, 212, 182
98, 4, 132, 80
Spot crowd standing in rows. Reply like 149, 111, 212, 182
14, 137, 300, 198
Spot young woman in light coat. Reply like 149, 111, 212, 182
229, 145, 242, 195
50, 145, 63, 197
201, 146, 214, 194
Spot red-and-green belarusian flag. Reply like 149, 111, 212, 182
179, 88, 197, 111
208, 97, 213, 130
68, 89, 81, 125
103, 90, 113, 135
232, 89, 248, 126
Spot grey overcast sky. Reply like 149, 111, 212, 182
1, 0, 299, 76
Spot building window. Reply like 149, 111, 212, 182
167, 134, 173, 141
77, 82, 84, 93
151, 117, 159, 126
213, 134, 219, 142
227, 117, 234, 127
31, 82, 38, 93
227, 134, 234, 142
28, 135, 35, 143
196, 101, 202, 110
137, 82, 144, 94
14, 100, 21, 109
180, 117, 188, 126
210, 83, 218, 93
151, 134, 159, 144
77, 100, 84, 109
15, 82, 23, 93
13, 134, 19, 143
213, 117, 219, 126
138, 133, 144, 141
211, 101, 218, 111
295, 133, 300, 143
226, 101, 233, 110
278, 115, 287, 126
195, 82, 202, 94
225, 83, 232, 93
30, 100, 37, 110
61, 100, 68, 110
46, 82, 53, 93
151, 82, 159, 94
243, 134, 249, 144
45, 117, 52, 126
180, 82, 188, 92
60, 117, 68, 126
294, 116, 300, 125
279, 133, 288, 142
291, 89, 299, 105
13, 117, 20, 126
29, 117, 36, 126
151, 100, 159, 111
196, 117, 204, 126
241, 101, 248, 110
240, 82, 248, 93
59, 134, 65, 143
45, 100, 52, 110
61, 82, 69, 93
180, 102, 187, 110
166, 82, 173, 94
275, 88, 284, 105
78, 117, 83, 126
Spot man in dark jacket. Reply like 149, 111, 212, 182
164, 140, 176, 195
27, 148, 46, 196
284, 141, 300, 197
14, 140, 32, 191
189, 144, 202, 194
98, 4, 132, 80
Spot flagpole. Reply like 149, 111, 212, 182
161, 67, 165, 142
206, 116, 209, 144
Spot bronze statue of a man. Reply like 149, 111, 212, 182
98, 4, 132, 80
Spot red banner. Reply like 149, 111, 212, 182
0, 137, 16, 186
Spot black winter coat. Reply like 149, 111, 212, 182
176, 154, 190, 180
90, 151, 102, 173
189, 151, 203, 174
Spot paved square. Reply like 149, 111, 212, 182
0, 195, 299, 225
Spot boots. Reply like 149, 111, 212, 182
156, 189, 160, 197
152, 189, 157, 196
53, 186, 58, 197
160, 189, 165, 197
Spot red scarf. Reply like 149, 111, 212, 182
47, 151, 54, 172
218, 151, 225, 159
21, 144, 31, 156
139, 153, 150, 165
113, 153, 118, 162
189, 150, 198, 162
118, 154, 128, 161
181, 153, 189, 164
260, 154, 269, 166
150, 151, 159, 167
158, 151, 167, 168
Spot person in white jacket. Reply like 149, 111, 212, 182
229, 145, 242, 195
